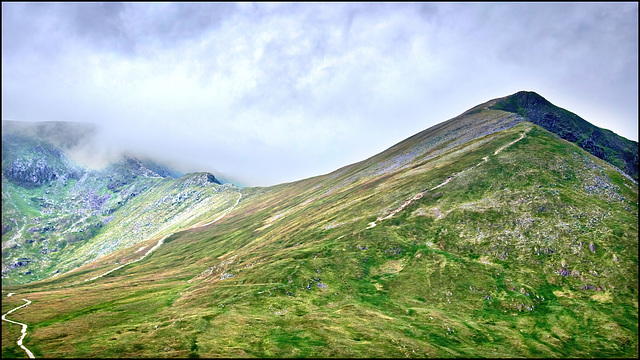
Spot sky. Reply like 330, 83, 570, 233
2, 2, 638, 186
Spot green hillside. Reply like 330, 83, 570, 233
2, 123, 238, 286
2, 94, 637, 358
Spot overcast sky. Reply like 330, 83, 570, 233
2, 2, 638, 186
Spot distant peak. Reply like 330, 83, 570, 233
511, 90, 543, 97
502, 90, 551, 107
181, 172, 222, 186
488, 90, 552, 117
487, 90, 638, 180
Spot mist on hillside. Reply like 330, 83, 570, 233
1, 119, 242, 184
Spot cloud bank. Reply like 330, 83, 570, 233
2, 2, 637, 186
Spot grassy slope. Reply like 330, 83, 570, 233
3, 119, 637, 358
2, 172, 240, 286
52, 175, 241, 277
1, 127, 240, 284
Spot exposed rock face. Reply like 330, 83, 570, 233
82, 189, 113, 211
205, 173, 220, 184
3, 258, 31, 273
126, 157, 143, 170
580, 129, 608, 161
2, 135, 83, 189
104, 156, 182, 192
5, 158, 59, 188
181, 172, 222, 187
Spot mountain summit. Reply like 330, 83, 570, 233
490, 91, 638, 180
2, 92, 637, 358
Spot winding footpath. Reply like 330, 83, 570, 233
2, 295, 35, 358
85, 190, 243, 282
2, 189, 243, 358
2, 131, 523, 357
366, 129, 529, 229
84, 233, 170, 282
194, 191, 243, 229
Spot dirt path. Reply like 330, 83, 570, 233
84, 189, 242, 282
18, 189, 245, 357
84, 233, 171, 282
194, 190, 242, 229
2, 296, 35, 359
367, 129, 529, 228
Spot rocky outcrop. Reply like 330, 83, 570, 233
579, 129, 608, 161
2, 136, 83, 189
2, 258, 32, 275
2, 120, 229, 285
83, 189, 112, 211
180, 172, 222, 187
4, 158, 59, 188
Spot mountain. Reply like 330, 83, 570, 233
489, 91, 638, 181
2, 92, 637, 358
2, 120, 238, 285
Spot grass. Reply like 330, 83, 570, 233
2, 170, 240, 286
2, 112, 638, 358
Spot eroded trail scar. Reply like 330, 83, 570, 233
368, 129, 529, 228
2, 298, 36, 359
194, 190, 243, 229
85, 190, 243, 282
85, 233, 170, 282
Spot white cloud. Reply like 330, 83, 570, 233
2, 2, 637, 186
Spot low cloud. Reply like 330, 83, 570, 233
2, 3, 637, 186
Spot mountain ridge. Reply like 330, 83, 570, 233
3, 91, 637, 285
2, 91, 637, 358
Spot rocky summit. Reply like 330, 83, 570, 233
2, 91, 638, 358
